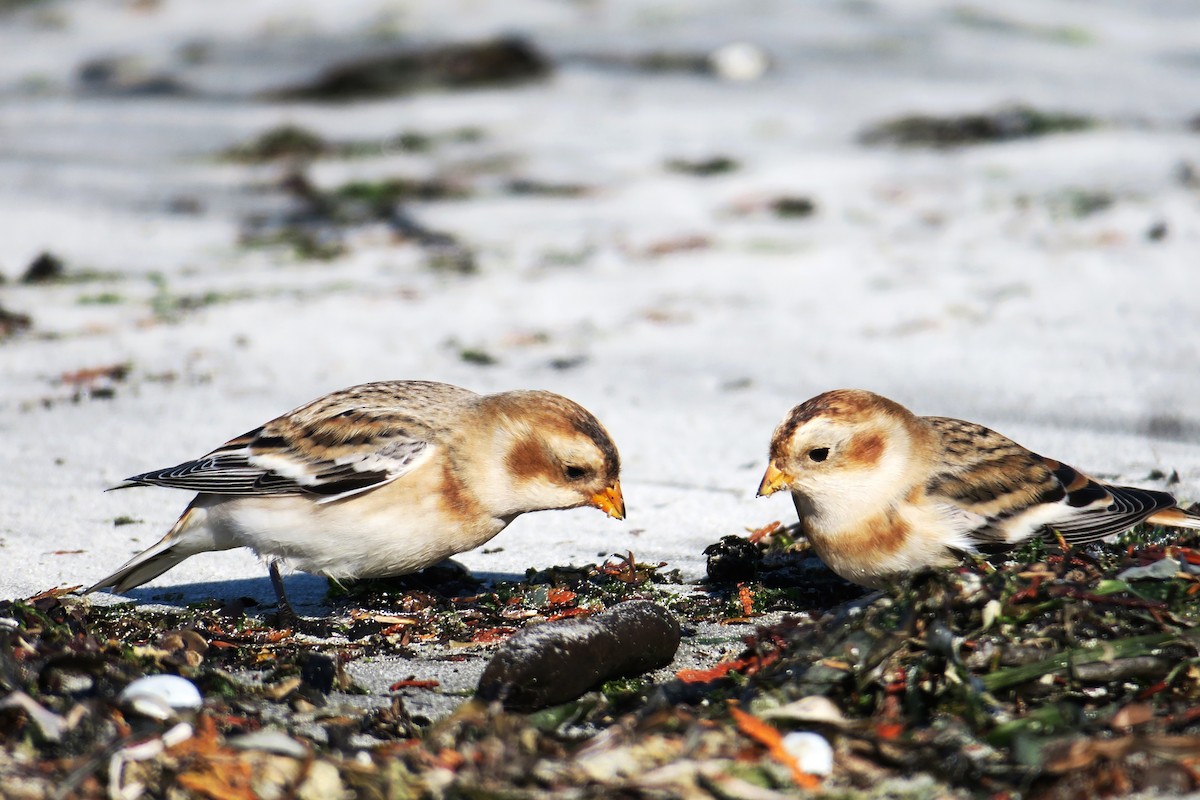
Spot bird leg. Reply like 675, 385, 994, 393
269, 560, 299, 628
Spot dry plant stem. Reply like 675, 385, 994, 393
982, 632, 1177, 692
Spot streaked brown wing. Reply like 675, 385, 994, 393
923, 415, 1178, 548
116, 381, 470, 500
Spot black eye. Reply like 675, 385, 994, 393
564, 465, 589, 481
808, 447, 830, 462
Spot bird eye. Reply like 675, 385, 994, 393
808, 447, 830, 462
564, 465, 589, 481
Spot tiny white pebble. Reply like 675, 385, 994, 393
781, 731, 834, 776
708, 42, 770, 82
982, 599, 1001, 630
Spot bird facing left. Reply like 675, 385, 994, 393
87, 380, 625, 613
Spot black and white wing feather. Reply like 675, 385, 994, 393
1033, 460, 1177, 546
923, 417, 1179, 550
114, 380, 473, 503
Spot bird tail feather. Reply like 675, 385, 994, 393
86, 503, 215, 594
1145, 506, 1200, 531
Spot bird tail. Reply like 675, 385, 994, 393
86, 502, 217, 594
1145, 506, 1200, 531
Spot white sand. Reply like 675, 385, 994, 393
1, 0, 1198, 608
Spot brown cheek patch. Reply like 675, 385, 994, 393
505, 437, 548, 481
846, 432, 886, 468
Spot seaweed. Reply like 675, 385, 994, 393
861, 105, 1096, 148
4, 533, 1200, 798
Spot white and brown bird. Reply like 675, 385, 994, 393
757, 389, 1200, 589
88, 381, 624, 611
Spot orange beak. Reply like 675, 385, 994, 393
589, 481, 626, 520
757, 462, 791, 497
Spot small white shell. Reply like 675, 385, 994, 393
1117, 558, 1181, 582
708, 43, 770, 82
229, 729, 309, 759
781, 731, 835, 776
760, 696, 846, 727
118, 675, 202, 719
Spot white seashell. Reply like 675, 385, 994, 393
760, 696, 846, 727
118, 674, 202, 719
229, 729, 309, 759
708, 42, 770, 82
781, 731, 835, 776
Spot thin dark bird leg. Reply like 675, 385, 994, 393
269, 560, 298, 628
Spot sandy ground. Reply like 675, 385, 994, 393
1, 0, 1199, 708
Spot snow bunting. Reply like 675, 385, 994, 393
758, 389, 1200, 589
88, 381, 624, 608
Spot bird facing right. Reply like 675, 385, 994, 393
757, 389, 1200, 589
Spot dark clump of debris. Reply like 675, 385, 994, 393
705, 522, 869, 611
266, 36, 550, 102
240, 170, 475, 269
0, 303, 33, 339
333, 177, 471, 210
5, 526, 1200, 798
221, 124, 328, 163
458, 347, 497, 366
56, 362, 131, 401
221, 124, 486, 164
76, 56, 190, 96
504, 178, 593, 198
665, 155, 740, 176
21, 251, 65, 284
570, 46, 770, 80
771, 195, 817, 218
860, 104, 1096, 148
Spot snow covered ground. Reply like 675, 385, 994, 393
1, 0, 1199, 608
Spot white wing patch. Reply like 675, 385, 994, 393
315, 441, 434, 503
247, 439, 434, 503
927, 501, 989, 551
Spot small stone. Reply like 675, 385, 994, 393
297, 760, 348, 800
0, 305, 32, 338
301, 652, 337, 695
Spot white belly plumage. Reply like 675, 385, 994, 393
196, 493, 508, 579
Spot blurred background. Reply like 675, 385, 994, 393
1, 0, 1198, 602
